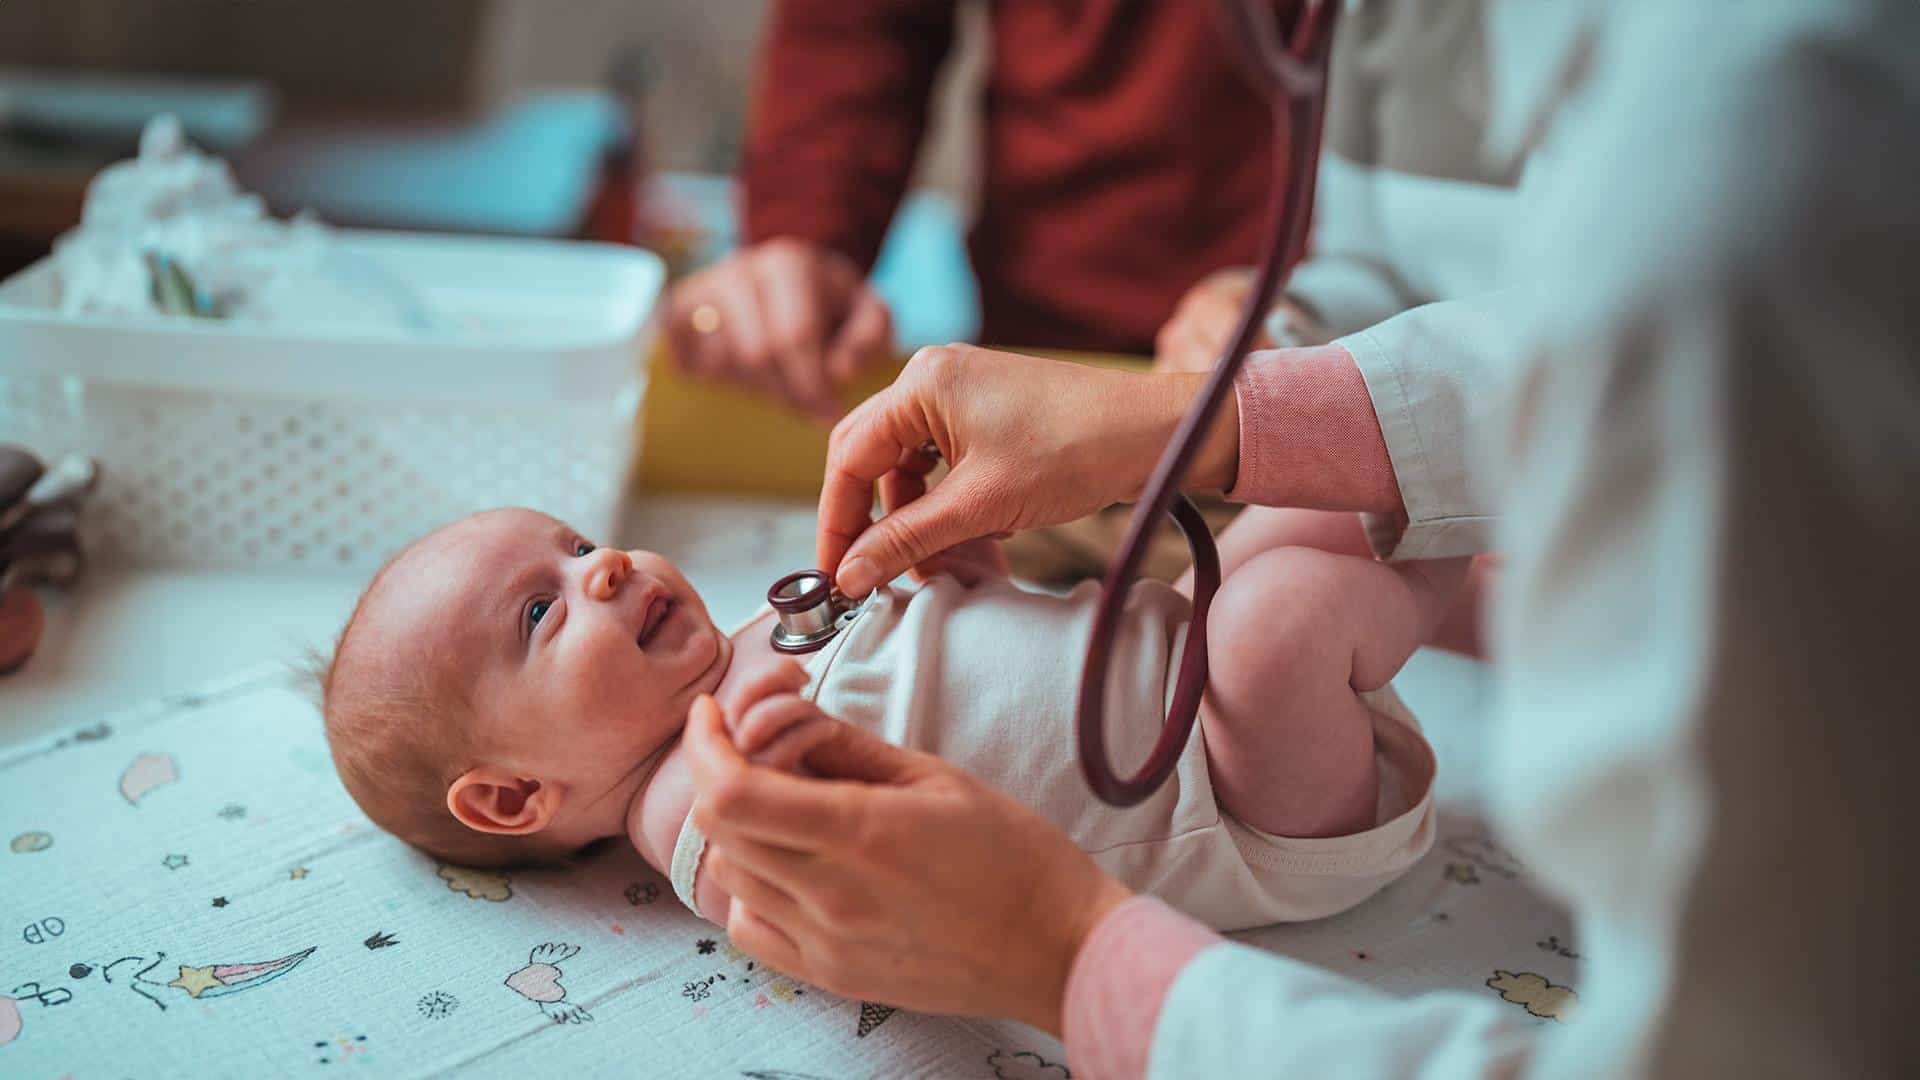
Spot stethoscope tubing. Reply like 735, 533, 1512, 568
1076, 0, 1340, 807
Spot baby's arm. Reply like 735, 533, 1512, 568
872, 451, 1010, 587
630, 749, 732, 923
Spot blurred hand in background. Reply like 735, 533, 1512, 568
666, 238, 894, 421
1153, 267, 1329, 375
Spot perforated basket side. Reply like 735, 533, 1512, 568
2, 374, 632, 568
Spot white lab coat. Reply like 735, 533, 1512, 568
1147, 2, 1920, 1075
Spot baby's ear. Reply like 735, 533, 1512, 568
446, 767, 562, 836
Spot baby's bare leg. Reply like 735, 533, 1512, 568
1176, 507, 1373, 599
1201, 546, 1469, 838
1181, 506, 1492, 659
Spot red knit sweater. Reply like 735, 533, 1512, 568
741, 0, 1289, 353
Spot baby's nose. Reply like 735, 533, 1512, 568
583, 547, 633, 601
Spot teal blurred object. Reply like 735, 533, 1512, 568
869, 192, 980, 349
234, 92, 628, 238
0, 67, 274, 153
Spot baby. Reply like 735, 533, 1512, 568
322, 507, 1453, 932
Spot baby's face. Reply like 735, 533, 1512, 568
372, 509, 729, 805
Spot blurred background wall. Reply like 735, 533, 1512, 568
0, 0, 984, 270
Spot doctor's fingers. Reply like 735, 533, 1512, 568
725, 899, 808, 984
877, 459, 928, 518
706, 841, 840, 934
735, 697, 840, 769
818, 387, 938, 585
833, 461, 1017, 597
687, 695, 869, 848
706, 846, 810, 928
710, 836, 899, 953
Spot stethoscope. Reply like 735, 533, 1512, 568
766, 0, 1340, 806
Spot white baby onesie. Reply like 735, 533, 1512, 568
672, 576, 1437, 932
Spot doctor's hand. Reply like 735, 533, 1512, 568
818, 344, 1240, 596
666, 239, 894, 420
684, 692, 1133, 1034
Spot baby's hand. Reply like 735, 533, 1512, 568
719, 658, 837, 773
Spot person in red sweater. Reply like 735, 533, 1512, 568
665, 0, 1286, 417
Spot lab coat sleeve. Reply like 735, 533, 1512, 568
1335, 292, 1515, 560
1149, 945, 1535, 1079
741, 0, 957, 271
1226, 309, 1510, 561
1063, 898, 1537, 1080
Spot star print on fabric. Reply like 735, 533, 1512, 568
162, 853, 189, 870
211, 897, 229, 908
695, 939, 717, 955
168, 964, 222, 998
288, 867, 309, 880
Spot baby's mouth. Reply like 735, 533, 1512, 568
636, 594, 672, 649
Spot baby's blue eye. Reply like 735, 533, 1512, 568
528, 599, 551, 628
574, 541, 595, 557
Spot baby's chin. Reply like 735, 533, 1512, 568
686, 619, 733, 699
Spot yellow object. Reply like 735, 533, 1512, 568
635, 341, 1150, 497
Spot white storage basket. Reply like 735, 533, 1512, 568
0, 230, 660, 569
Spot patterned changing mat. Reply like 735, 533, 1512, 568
0, 654, 1577, 1077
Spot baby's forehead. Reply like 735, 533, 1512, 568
405, 509, 561, 576
359, 509, 566, 648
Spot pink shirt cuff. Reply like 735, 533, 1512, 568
1063, 896, 1221, 1080
1228, 344, 1401, 514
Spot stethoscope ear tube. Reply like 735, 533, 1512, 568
1077, 0, 1339, 807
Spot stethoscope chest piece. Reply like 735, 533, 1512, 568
768, 569, 859, 654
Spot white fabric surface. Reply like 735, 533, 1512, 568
0, 667, 1058, 1077
0, 639, 1567, 1076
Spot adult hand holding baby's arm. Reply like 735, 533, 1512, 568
685, 688, 1132, 1035
683, 659, 839, 923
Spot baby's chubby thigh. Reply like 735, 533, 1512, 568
1198, 545, 1400, 841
